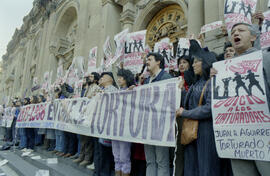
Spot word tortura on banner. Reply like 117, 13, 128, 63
214, 95, 270, 125
16, 79, 181, 147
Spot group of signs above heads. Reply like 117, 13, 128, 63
36, 0, 270, 95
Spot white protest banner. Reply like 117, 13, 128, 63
88, 47, 98, 73
200, 21, 223, 34
124, 30, 146, 74
103, 36, 114, 68
154, 38, 174, 71
114, 28, 129, 63
212, 50, 270, 161
224, 0, 257, 32
260, 11, 270, 49
17, 78, 180, 147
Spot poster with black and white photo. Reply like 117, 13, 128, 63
260, 10, 270, 49
212, 50, 270, 161
103, 36, 114, 68
176, 38, 190, 60
88, 47, 98, 73
42, 71, 52, 90
224, 0, 257, 32
114, 28, 129, 63
154, 38, 174, 72
123, 30, 146, 74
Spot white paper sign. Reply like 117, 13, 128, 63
154, 38, 174, 71
224, 0, 257, 32
212, 50, 270, 161
260, 11, 270, 49
201, 21, 223, 34
87, 47, 98, 74
114, 28, 129, 63
103, 36, 114, 68
123, 30, 146, 74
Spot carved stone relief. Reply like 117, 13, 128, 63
146, 5, 187, 48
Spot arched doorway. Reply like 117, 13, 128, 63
54, 6, 78, 70
146, 5, 187, 49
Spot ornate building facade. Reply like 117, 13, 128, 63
0, 0, 268, 104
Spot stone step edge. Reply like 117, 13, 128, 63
0, 151, 29, 176
12, 149, 64, 176
32, 147, 93, 175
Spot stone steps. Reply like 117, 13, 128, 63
0, 143, 93, 176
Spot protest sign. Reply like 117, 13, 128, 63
176, 38, 190, 61
124, 30, 146, 74
154, 38, 174, 71
212, 50, 270, 161
103, 36, 114, 68
32, 77, 40, 92
64, 56, 84, 86
224, 0, 257, 32
73, 79, 83, 98
114, 28, 129, 63
42, 72, 50, 90
200, 21, 223, 34
87, 47, 98, 74
260, 11, 270, 49
17, 78, 180, 147
1, 107, 14, 128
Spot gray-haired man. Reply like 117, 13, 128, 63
212, 22, 270, 176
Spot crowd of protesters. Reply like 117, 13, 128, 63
0, 11, 270, 176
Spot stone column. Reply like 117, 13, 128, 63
99, 0, 121, 66
119, 0, 135, 30
187, 0, 204, 35
204, 0, 219, 24
12, 47, 24, 96
21, 35, 34, 97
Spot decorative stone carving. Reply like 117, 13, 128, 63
66, 23, 77, 47
120, 9, 135, 26
146, 5, 187, 48
136, 0, 156, 10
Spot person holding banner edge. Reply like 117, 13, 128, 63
73, 72, 100, 168
93, 71, 117, 176
211, 22, 270, 176
144, 52, 172, 176
111, 68, 135, 176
